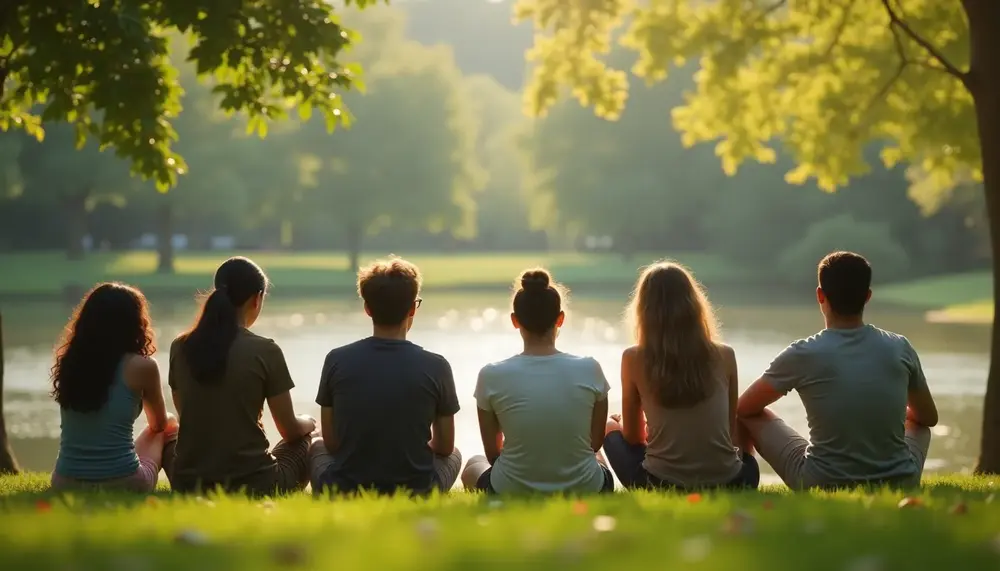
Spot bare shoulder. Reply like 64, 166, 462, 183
621, 345, 641, 363
716, 343, 736, 360
123, 354, 160, 390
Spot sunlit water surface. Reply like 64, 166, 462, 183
3, 293, 990, 483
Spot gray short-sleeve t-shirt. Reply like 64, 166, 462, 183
761, 325, 927, 484
474, 353, 610, 494
315, 337, 459, 494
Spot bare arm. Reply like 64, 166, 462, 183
590, 397, 609, 452
722, 345, 739, 441
321, 406, 339, 454
477, 408, 503, 464
430, 414, 456, 456
904, 342, 938, 427
127, 356, 169, 433
267, 390, 315, 442
736, 378, 783, 418
621, 348, 647, 445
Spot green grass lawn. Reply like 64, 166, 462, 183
0, 251, 745, 295
1, 473, 999, 570
880, 272, 993, 323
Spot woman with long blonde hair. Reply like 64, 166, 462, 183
603, 261, 759, 489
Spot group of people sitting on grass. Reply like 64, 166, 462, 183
48, 250, 938, 497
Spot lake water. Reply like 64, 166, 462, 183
2, 293, 990, 481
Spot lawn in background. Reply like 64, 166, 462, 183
880, 272, 993, 323
0, 473, 998, 571
0, 251, 745, 295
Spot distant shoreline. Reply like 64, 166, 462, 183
0, 250, 991, 325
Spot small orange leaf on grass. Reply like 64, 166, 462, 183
572, 501, 588, 515
145, 496, 160, 507
762, 500, 774, 510
35, 500, 52, 513
686, 493, 702, 504
897, 497, 922, 509
949, 502, 968, 515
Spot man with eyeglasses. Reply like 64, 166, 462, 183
308, 256, 461, 496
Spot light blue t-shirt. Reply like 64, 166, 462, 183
762, 325, 927, 484
474, 353, 610, 494
54, 362, 141, 480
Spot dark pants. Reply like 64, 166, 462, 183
475, 464, 616, 495
603, 430, 760, 490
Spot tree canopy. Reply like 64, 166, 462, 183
1, 0, 380, 190
516, 0, 978, 202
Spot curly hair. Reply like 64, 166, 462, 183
51, 282, 156, 412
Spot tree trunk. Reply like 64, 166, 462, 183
0, 312, 20, 475
965, 0, 1000, 474
157, 199, 175, 274
347, 223, 362, 273
65, 192, 88, 261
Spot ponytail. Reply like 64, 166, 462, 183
180, 257, 269, 384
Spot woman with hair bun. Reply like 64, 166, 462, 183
167, 256, 316, 496
461, 269, 614, 495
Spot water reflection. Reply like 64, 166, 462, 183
3, 293, 990, 477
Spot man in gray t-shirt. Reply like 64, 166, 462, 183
736, 251, 939, 490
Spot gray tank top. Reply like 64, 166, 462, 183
640, 372, 742, 487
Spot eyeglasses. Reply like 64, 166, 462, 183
415, 297, 423, 309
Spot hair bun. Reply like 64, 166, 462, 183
520, 269, 551, 291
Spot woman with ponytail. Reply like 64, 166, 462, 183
167, 257, 316, 496
460, 269, 614, 495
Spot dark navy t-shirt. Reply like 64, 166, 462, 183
314, 337, 459, 494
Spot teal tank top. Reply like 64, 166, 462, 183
54, 360, 142, 480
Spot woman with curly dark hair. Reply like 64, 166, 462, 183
51, 283, 177, 492
168, 257, 316, 496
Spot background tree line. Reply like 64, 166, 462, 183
0, 0, 989, 286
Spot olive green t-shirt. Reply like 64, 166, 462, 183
168, 329, 295, 487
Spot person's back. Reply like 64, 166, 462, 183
603, 263, 757, 490
168, 257, 316, 496
462, 269, 612, 495
477, 353, 609, 493
769, 325, 920, 483
640, 368, 742, 486
736, 251, 938, 490
170, 330, 293, 486
316, 337, 456, 493
310, 257, 462, 496
51, 283, 176, 493
57, 361, 140, 479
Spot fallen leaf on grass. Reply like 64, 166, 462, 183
761, 500, 774, 510
571, 501, 588, 515
949, 502, 968, 515
272, 544, 308, 567
592, 515, 616, 532
686, 493, 702, 504
720, 511, 755, 536
897, 497, 922, 509
35, 500, 52, 513
175, 529, 210, 546
145, 496, 160, 508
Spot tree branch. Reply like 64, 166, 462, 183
822, 0, 858, 59
880, 0, 968, 83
